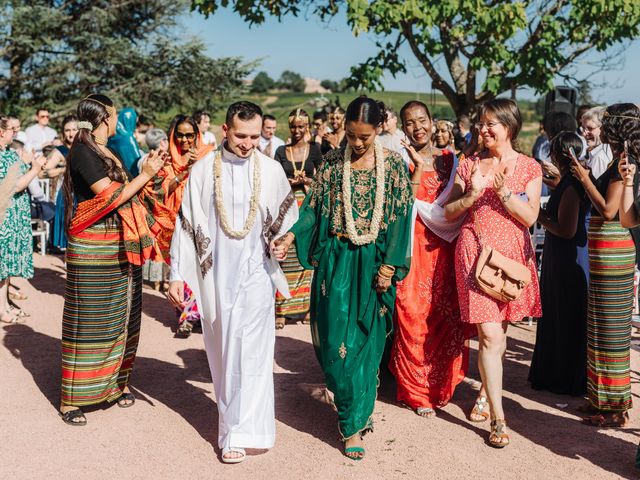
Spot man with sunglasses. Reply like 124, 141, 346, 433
24, 108, 57, 154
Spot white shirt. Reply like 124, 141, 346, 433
202, 131, 217, 147
258, 135, 284, 158
378, 130, 406, 154
24, 124, 57, 153
587, 143, 613, 180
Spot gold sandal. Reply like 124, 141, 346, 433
489, 419, 510, 448
470, 396, 490, 422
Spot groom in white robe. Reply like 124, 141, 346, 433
168, 101, 298, 462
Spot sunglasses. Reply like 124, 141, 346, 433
39, 114, 50, 118
175, 132, 196, 140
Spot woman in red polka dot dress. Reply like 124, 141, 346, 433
445, 99, 542, 448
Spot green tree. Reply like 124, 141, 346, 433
0, 0, 254, 117
251, 71, 275, 93
191, 0, 640, 116
320, 79, 339, 92
278, 70, 306, 92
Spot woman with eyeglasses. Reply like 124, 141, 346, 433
445, 98, 542, 448
165, 115, 214, 337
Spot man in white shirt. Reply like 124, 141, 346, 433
581, 106, 612, 179
167, 101, 298, 464
378, 107, 407, 154
24, 108, 57, 153
258, 114, 284, 158
194, 110, 218, 148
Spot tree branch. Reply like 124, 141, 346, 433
400, 21, 457, 105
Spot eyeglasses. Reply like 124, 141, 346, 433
476, 121, 501, 130
175, 132, 196, 140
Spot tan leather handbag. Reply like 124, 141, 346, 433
474, 212, 531, 303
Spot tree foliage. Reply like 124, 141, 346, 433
251, 71, 275, 93
278, 70, 305, 92
0, 0, 254, 118
191, 0, 640, 116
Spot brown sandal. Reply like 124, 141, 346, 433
489, 419, 510, 448
583, 411, 629, 428
470, 396, 490, 422
275, 317, 286, 330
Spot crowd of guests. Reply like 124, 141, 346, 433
0, 93, 639, 466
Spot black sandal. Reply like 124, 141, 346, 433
117, 392, 136, 408
59, 408, 87, 426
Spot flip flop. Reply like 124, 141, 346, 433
221, 447, 246, 464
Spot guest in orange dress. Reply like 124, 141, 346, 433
445, 99, 542, 448
390, 101, 472, 418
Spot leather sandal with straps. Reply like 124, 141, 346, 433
489, 419, 510, 448
470, 396, 490, 422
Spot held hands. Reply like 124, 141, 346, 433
167, 281, 185, 309
619, 151, 636, 186
271, 232, 294, 261
375, 274, 392, 293
141, 149, 165, 177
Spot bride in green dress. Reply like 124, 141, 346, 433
273, 97, 413, 460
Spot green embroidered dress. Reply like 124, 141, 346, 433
0, 149, 33, 281
290, 147, 413, 439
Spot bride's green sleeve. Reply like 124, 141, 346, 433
381, 155, 414, 282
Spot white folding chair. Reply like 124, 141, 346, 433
31, 219, 49, 255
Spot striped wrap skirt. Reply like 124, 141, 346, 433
275, 188, 312, 318
587, 217, 634, 412
61, 219, 142, 406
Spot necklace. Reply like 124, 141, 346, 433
213, 147, 261, 239
286, 142, 309, 177
342, 140, 385, 245
93, 134, 107, 146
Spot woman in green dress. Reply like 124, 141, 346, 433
273, 97, 413, 460
0, 116, 46, 323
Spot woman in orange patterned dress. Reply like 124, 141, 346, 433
390, 101, 471, 418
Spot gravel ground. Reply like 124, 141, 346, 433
1, 254, 639, 479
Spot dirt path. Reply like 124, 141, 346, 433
1, 254, 639, 479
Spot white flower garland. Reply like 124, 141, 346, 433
342, 139, 385, 245
213, 147, 261, 239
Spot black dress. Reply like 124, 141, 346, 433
529, 174, 589, 395
273, 142, 323, 180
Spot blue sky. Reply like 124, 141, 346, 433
182, 8, 639, 105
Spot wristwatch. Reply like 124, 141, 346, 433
500, 190, 512, 203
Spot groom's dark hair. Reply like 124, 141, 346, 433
225, 101, 263, 126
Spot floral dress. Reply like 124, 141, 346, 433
0, 148, 33, 281
455, 154, 542, 323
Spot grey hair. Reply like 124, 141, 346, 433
145, 128, 168, 150
581, 106, 607, 126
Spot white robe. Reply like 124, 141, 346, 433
170, 145, 298, 450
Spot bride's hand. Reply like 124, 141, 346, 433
271, 232, 294, 261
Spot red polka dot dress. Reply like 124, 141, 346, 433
455, 154, 542, 324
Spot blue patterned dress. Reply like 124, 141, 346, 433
0, 148, 34, 280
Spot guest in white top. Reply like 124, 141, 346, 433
258, 114, 284, 158
378, 107, 406, 154
581, 106, 612, 179
24, 108, 57, 153
194, 110, 218, 148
